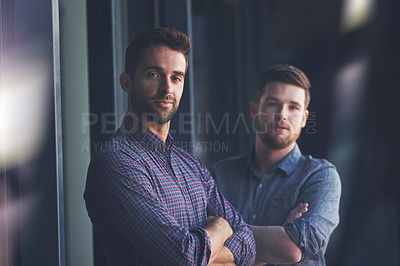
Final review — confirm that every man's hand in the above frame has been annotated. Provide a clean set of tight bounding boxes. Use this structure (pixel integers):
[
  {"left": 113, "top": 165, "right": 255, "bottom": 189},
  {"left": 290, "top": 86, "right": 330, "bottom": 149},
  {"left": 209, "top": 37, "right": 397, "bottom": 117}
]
[
  {"left": 205, "top": 216, "right": 233, "bottom": 237},
  {"left": 283, "top": 203, "right": 308, "bottom": 226}
]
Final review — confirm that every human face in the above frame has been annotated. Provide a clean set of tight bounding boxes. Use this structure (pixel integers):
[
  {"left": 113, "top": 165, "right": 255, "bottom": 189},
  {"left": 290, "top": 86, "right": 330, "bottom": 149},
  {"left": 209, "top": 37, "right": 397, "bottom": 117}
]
[
  {"left": 122, "top": 45, "right": 186, "bottom": 124},
  {"left": 250, "top": 82, "right": 309, "bottom": 150}
]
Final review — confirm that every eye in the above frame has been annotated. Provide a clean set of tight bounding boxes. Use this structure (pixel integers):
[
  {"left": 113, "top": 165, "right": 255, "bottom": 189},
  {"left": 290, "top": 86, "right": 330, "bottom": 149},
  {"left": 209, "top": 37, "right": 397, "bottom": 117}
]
[
  {"left": 172, "top": 76, "right": 183, "bottom": 83},
  {"left": 289, "top": 105, "right": 300, "bottom": 111},
  {"left": 147, "top": 72, "right": 160, "bottom": 79},
  {"left": 266, "top": 102, "right": 277, "bottom": 107}
]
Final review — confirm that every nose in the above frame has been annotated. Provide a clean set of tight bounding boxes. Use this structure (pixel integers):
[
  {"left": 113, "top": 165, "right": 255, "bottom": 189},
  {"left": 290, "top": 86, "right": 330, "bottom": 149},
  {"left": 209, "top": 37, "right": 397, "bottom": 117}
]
[
  {"left": 275, "top": 106, "right": 288, "bottom": 121},
  {"left": 159, "top": 77, "right": 173, "bottom": 95}
]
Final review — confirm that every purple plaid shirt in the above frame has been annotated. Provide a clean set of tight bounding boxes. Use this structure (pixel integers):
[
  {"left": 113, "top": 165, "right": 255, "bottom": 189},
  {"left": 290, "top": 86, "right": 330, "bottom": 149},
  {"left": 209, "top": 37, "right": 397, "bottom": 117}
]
[{"left": 84, "top": 115, "right": 255, "bottom": 265}]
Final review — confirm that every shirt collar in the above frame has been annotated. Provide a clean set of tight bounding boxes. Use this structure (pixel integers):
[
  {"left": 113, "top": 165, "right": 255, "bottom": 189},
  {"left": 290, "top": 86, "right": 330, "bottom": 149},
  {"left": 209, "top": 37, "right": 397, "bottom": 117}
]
[
  {"left": 276, "top": 144, "right": 301, "bottom": 177},
  {"left": 246, "top": 143, "right": 302, "bottom": 178},
  {"left": 120, "top": 113, "right": 174, "bottom": 153}
]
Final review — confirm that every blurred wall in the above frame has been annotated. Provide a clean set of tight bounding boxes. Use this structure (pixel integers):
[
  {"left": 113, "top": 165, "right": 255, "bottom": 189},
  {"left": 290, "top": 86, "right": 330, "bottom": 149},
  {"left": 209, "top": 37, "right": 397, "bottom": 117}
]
[{"left": 60, "top": 0, "right": 94, "bottom": 265}]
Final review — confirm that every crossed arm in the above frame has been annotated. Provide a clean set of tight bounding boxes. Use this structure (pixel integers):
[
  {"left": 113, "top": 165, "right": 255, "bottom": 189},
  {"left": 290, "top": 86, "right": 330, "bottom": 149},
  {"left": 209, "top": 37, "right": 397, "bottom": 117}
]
[
  {"left": 251, "top": 203, "right": 309, "bottom": 265},
  {"left": 207, "top": 203, "right": 308, "bottom": 266},
  {"left": 86, "top": 152, "right": 255, "bottom": 265}
]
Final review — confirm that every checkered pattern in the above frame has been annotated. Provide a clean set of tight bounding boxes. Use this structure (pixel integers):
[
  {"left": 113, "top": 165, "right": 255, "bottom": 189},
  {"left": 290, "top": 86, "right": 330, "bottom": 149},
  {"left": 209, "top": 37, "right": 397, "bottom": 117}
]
[{"left": 84, "top": 116, "right": 255, "bottom": 265}]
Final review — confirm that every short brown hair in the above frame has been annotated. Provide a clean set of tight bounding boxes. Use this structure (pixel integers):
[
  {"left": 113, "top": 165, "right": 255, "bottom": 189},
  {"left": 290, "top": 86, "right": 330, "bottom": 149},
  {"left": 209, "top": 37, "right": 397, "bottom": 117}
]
[
  {"left": 124, "top": 27, "right": 191, "bottom": 75},
  {"left": 254, "top": 64, "right": 311, "bottom": 108}
]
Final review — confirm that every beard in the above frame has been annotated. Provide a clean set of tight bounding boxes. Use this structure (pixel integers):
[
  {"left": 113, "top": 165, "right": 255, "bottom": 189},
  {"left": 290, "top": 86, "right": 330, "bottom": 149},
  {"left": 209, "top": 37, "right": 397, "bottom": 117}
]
[
  {"left": 255, "top": 116, "right": 301, "bottom": 150},
  {"left": 130, "top": 92, "right": 179, "bottom": 124}
]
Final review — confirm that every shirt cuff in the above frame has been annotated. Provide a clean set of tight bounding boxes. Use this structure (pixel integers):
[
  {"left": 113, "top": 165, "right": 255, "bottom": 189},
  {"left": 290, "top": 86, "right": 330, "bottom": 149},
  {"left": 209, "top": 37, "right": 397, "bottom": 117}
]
[
  {"left": 224, "top": 232, "right": 243, "bottom": 265},
  {"left": 191, "top": 227, "right": 212, "bottom": 264},
  {"left": 284, "top": 222, "right": 319, "bottom": 262},
  {"left": 225, "top": 230, "right": 256, "bottom": 266}
]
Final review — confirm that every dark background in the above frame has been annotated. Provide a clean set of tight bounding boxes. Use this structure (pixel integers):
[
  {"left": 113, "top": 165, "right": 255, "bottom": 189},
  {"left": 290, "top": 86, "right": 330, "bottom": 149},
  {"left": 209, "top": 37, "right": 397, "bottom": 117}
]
[{"left": 1, "top": 0, "right": 398, "bottom": 265}]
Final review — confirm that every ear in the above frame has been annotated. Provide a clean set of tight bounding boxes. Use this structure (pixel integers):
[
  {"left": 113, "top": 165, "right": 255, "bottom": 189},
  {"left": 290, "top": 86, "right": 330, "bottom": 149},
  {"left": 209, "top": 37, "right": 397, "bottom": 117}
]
[
  {"left": 250, "top": 100, "right": 258, "bottom": 119},
  {"left": 120, "top": 72, "right": 132, "bottom": 93},
  {"left": 301, "top": 109, "right": 309, "bottom": 128}
]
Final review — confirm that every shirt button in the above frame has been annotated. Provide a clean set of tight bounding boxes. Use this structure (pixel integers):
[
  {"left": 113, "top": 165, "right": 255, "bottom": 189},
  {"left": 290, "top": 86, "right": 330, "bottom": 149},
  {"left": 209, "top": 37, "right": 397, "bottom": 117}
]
[{"left": 259, "top": 184, "right": 263, "bottom": 189}]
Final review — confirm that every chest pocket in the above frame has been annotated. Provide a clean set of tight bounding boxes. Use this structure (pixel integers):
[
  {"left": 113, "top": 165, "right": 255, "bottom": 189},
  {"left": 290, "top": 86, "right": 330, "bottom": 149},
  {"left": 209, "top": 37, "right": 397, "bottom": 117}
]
[{"left": 269, "top": 194, "right": 296, "bottom": 225}]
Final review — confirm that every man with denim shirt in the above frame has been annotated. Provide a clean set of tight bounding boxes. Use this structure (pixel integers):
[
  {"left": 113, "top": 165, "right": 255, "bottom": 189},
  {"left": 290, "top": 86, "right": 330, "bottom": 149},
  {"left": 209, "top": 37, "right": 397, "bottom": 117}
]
[{"left": 212, "top": 64, "right": 341, "bottom": 265}]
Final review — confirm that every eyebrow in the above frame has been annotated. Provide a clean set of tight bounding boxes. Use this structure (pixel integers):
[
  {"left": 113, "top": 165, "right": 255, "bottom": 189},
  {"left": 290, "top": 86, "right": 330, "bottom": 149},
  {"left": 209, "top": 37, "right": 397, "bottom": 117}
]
[
  {"left": 144, "top": 66, "right": 185, "bottom": 76},
  {"left": 266, "top": 97, "right": 302, "bottom": 106}
]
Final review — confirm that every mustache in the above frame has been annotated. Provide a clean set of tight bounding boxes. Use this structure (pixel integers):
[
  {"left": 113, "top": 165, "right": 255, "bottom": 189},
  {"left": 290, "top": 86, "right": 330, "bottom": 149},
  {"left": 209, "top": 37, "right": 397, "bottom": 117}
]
[
  {"left": 275, "top": 122, "right": 289, "bottom": 127},
  {"left": 149, "top": 95, "right": 176, "bottom": 103},
  {"left": 270, "top": 121, "right": 289, "bottom": 126}
]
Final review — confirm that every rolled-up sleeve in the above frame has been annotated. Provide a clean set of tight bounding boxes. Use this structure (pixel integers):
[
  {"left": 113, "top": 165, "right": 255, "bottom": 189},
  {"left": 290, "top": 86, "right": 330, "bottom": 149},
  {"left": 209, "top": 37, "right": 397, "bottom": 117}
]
[
  {"left": 284, "top": 166, "right": 341, "bottom": 263},
  {"left": 205, "top": 168, "right": 256, "bottom": 265}
]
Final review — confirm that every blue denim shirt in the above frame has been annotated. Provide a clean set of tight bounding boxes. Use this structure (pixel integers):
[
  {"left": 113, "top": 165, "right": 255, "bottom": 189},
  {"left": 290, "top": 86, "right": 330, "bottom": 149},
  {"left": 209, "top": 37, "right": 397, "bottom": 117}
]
[{"left": 212, "top": 144, "right": 341, "bottom": 266}]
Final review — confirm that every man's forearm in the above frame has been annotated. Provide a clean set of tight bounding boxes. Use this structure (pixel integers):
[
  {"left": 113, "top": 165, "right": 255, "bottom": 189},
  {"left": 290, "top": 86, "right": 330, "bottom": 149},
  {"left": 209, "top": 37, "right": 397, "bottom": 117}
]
[
  {"left": 250, "top": 225, "right": 302, "bottom": 265},
  {"left": 209, "top": 246, "right": 235, "bottom": 266},
  {"left": 203, "top": 217, "right": 233, "bottom": 264}
]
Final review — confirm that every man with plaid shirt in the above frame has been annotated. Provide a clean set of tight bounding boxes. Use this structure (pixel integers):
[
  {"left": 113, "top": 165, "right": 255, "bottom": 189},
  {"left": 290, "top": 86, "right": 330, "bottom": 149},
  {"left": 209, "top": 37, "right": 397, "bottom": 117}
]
[{"left": 84, "top": 27, "right": 256, "bottom": 265}]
